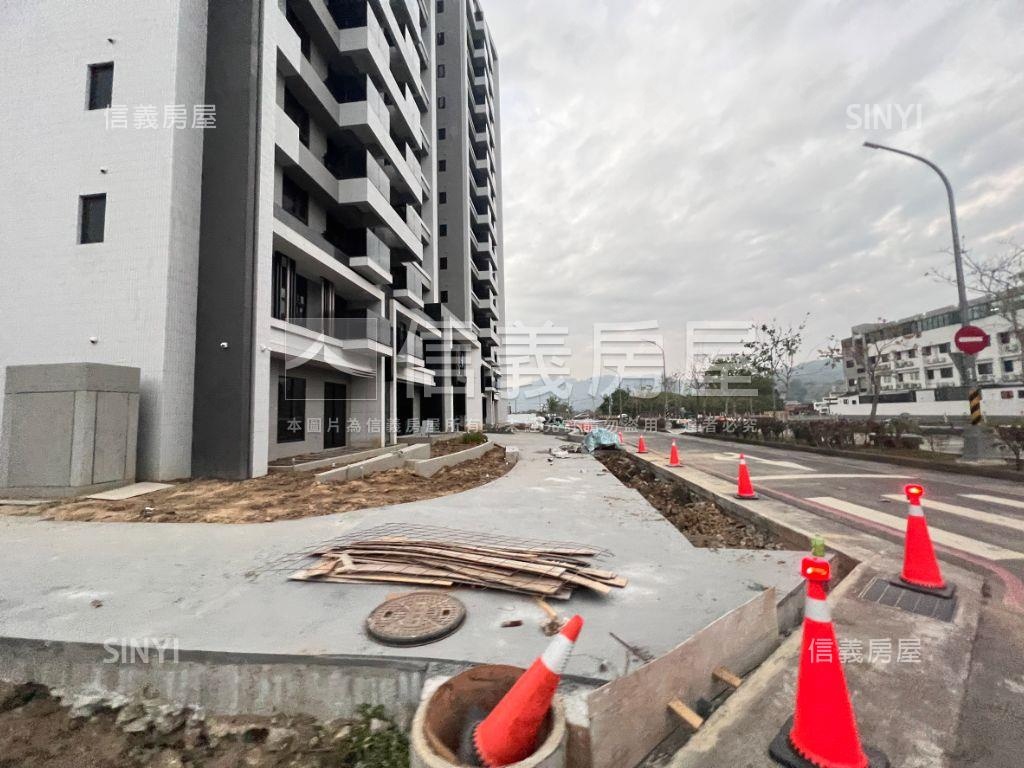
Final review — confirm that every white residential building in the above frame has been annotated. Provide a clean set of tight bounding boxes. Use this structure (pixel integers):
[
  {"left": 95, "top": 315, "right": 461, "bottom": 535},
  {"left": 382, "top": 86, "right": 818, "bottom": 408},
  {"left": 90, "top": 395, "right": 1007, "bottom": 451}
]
[{"left": 0, "top": 0, "right": 507, "bottom": 482}]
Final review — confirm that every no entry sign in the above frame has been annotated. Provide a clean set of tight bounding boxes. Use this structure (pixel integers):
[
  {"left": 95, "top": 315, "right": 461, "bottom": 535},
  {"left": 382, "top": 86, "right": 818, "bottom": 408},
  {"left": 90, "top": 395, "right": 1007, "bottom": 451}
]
[{"left": 954, "top": 325, "right": 990, "bottom": 355}]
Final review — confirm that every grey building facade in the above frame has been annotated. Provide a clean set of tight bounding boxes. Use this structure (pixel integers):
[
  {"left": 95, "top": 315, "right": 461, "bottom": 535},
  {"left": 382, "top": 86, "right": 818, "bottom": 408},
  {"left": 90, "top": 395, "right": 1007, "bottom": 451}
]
[
  {"left": 0, "top": 0, "right": 506, "bottom": 483},
  {"left": 434, "top": 0, "right": 507, "bottom": 426}
]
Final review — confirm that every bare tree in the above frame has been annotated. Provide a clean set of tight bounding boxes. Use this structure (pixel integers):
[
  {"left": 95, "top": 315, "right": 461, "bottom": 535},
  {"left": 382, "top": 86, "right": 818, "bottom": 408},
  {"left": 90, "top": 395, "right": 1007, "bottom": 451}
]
[
  {"left": 820, "top": 323, "right": 902, "bottom": 420},
  {"left": 744, "top": 316, "right": 809, "bottom": 418},
  {"left": 931, "top": 240, "right": 1024, "bottom": 374}
]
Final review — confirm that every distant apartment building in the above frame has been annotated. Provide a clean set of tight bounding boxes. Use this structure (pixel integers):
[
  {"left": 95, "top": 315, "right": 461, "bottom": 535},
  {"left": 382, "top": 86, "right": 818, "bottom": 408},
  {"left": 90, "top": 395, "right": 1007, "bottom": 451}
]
[
  {"left": 0, "top": 0, "right": 506, "bottom": 483},
  {"left": 434, "top": 0, "right": 506, "bottom": 426},
  {"left": 832, "top": 296, "right": 1024, "bottom": 418}
]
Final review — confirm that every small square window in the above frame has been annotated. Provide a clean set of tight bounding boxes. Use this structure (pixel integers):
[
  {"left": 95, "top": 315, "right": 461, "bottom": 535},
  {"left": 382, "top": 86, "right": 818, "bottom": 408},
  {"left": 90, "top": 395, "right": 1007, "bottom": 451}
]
[
  {"left": 1004, "top": 360, "right": 1015, "bottom": 373},
  {"left": 437, "top": 31, "right": 445, "bottom": 45},
  {"left": 87, "top": 63, "right": 114, "bottom": 110},
  {"left": 438, "top": 128, "right": 446, "bottom": 140},
  {"left": 439, "top": 224, "right": 448, "bottom": 236},
  {"left": 438, "top": 159, "right": 447, "bottom": 172},
  {"left": 1018, "top": 390, "right": 1024, "bottom": 398},
  {"left": 79, "top": 194, "right": 107, "bottom": 244},
  {"left": 440, "top": 290, "right": 448, "bottom": 302},
  {"left": 437, "top": 64, "right": 446, "bottom": 78},
  {"left": 439, "top": 192, "right": 447, "bottom": 204},
  {"left": 440, "top": 257, "right": 448, "bottom": 269},
  {"left": 437, "top": 96, "right": 446, "bottom": 109}
]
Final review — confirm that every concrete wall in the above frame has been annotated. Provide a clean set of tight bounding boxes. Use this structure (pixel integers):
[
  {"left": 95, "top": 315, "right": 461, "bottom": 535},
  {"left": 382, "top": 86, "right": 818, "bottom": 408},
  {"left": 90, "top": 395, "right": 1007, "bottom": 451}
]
[{"left": 0, "top": 0, "right": 209, "bottom": 481}]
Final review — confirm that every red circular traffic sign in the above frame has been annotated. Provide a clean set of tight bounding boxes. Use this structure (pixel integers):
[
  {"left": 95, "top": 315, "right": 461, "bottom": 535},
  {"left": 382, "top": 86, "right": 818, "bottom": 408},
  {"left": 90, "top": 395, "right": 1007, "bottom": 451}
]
[{"left": 954, "top": 325, "right": 990, "bottom": 355}]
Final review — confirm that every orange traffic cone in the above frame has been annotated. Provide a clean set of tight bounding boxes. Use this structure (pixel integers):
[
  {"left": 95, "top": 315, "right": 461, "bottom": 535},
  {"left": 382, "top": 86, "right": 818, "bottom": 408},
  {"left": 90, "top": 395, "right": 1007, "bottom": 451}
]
[
  {"left": 473, "top": 616, "right": 584, "bottom": 767},
  {"left": 894, "top": 484, "right": 955, "bottom": 598},
  {"left": 637, "top": 434, "right": 648, "bottom": 454},
  {"left": 770, "top": 539, "right": 888, "bottom": 768},
  {"left": 735, "top": 454, "right": 758, "bottom": 499},
  {"left": 669, "top": 440, "right": 681, "bottom": 467}
]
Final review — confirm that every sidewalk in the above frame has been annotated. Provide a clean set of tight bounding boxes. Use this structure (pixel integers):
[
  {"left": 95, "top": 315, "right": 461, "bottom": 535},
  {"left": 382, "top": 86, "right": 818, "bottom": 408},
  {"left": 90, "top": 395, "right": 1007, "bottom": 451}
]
[{"left": 0, "top": 433, "right": 804, "bottom": 684}]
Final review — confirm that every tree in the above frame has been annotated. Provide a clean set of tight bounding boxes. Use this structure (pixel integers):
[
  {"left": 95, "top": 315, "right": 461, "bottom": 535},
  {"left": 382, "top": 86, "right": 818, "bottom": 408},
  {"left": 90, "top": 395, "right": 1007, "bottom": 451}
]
[
  {"left": 931, "top": 240, "right": 1024, "bottom": 375},
  {"left": 544, "top": 394, "right": 570, "bottom": 418},
  {"left": 820, "top": 323, "right": 900, "bottom": 420},
  {"left": 744, "top": 316, "right": 808, "bottom": 417}
]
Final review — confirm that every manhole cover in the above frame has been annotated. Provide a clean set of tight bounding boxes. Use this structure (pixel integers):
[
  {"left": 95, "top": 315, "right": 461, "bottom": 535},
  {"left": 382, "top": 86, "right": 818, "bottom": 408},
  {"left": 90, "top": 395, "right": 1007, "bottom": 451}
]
[
  {"left": 366, "top": 592, "right": 467, "bottom": 646},
  {"left": 858, "top": 577, "right": 957, "bottom": 622}
]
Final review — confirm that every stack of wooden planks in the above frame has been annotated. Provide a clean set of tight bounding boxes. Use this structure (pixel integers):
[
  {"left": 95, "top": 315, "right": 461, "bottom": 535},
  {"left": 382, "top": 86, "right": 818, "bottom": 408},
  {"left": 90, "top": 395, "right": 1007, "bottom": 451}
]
[{"left": 288, "top": 536, "right": 627, "bottom": 599}]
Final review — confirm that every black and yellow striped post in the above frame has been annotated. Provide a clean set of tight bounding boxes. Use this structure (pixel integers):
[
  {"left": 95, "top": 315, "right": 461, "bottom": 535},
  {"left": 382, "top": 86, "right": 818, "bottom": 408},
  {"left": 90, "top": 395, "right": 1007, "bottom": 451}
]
[{"left": 968, "top": 388, "right": 983, "bottom": 426}]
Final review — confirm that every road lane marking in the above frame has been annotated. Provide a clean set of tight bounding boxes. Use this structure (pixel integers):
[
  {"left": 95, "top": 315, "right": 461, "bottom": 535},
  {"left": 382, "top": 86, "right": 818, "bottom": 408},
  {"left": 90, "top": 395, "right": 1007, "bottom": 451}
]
[
  {"left": 713, "top": 453, "right": 812, "bottom": 471},
  {"left": 808, "top": 496, "right": 1024, "bottom": 561},
  {"left": 755, "top": 473, "right": 911, "bottom": 481},
  {"left": 961, "top": 494, "right": 1024, "bottom": 510},
  {"left": 881, "top": 494, "right": 1024, "bottom": 534}
]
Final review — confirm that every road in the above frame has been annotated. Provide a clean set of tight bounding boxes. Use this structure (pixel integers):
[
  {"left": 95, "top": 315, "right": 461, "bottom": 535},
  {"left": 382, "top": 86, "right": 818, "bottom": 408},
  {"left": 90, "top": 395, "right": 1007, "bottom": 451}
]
[
  {"left": 635, "top": 431, "right": 1024, "bottom": 767},
  {"left": 637, "top": 432, "right": 1024, "bottom": 605}
]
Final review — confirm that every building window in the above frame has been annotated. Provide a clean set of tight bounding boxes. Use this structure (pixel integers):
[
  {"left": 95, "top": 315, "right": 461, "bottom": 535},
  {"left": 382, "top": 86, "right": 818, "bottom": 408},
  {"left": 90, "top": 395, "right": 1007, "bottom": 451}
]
[
  {"left": 999, "top": 331, "right": 1012, "bottom": 344},
  {"left": 79, "top": 194, "right": 107, "bottom": 244},
  {"left": 926, "top": 369, "right": 936, "bottom": 381},
  {"left": 277, "top": 377, "right": 306, "bottom": 443},
  {"left": 437, "top": 96, "right": 446, "bottom": 109},
  {"left": 292, "top": 274, "right": 308, "bottom": 319},
  {"left": 439, "top": 192, "right": 447, "bottom": 204},
  {"left": 439, "top": 224, "right": 447, "bottom": 236},
  {"left": 437, "top": 64, "right": 446, "bottom": 78},
  {"left": 440, "top": 257, "right": 448, "bottom": 270},
  {"left": 438, "top": 159, "right": 446, "bottom": 172},
  {"left": 978, "top": 362, "right": 994, "bottom": 375},
  {"left": 272, "top": 252, "right": 293, "bottom": 320},
  {"left": 437, "top": 31, "right": 445, "bottom": 45},
  {"left": 87, "top": 63, "right": 114, "bottom": 110},
  {"left": 921, "top": 346, "right": 931, "bottom": 356},
  {"left": 940, "top": 367, "right": 954, "bottom": 379},
  {"left": 845, "top": 360, "right": 854, "bottom": 368},
  {"left": 1004, "top": 360, "right": 1015, "bottom": 373},
  {"left": 938, "top": 343, "right": 951, "bottom": 354},
  {"left": 440, "top": 290, "right": 448, "bottom": 302},
  {"left": 1018, "top": 390, "right": 1024, "bottom": 398},
  {"left": 282, "top": 176, "right": 308, "bottom": 224},
  {"left": 436, "top": 0, "right": 443, "bottom": 12},
  {"left": 907, "top": 349, "right": 916, "bottom": 358}
]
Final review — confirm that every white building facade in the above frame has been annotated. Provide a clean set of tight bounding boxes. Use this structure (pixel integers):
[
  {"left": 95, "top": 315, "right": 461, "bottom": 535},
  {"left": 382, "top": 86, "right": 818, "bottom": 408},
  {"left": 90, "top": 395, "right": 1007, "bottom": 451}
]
[{"left": 832, "top": 297, "right": 1024, "bottom": 419}]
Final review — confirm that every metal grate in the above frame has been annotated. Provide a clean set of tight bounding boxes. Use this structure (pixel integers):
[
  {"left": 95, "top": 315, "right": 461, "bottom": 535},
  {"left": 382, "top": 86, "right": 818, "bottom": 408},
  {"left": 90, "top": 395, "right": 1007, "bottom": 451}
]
[{"left": 858, "top": 576, "right": 957, "bottom": 622}]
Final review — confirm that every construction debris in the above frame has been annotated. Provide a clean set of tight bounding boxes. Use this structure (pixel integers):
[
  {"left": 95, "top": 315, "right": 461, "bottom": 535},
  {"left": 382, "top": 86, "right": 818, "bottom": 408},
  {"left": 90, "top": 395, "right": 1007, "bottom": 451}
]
[{"left": 289, "top": 535, "right": 627, "bottom": 600}]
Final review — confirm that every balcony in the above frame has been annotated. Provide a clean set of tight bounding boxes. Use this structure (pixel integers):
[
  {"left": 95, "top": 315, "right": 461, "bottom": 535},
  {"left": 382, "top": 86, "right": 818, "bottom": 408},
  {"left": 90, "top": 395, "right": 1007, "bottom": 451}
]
[
  {"left": 396, "top": 332, "right": 425, "bottom": 363},
  {"left": 348, "top": 228, "right": 392, "bottom": 284},
  {"left": 274, "top": 311, "right": 391, "bottom": 353},
  {"left": 923, "top": 354, "right": 950, "bottom": 366},
  {"left": 393, "top": 263, "right": 426, "bottom": 309}
]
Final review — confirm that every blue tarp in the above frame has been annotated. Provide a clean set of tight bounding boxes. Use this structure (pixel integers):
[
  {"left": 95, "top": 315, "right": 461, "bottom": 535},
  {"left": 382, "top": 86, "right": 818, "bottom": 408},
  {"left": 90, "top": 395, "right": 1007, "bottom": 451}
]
[{"left": 582, "top": 427, "right": 620, "bottom": 453}]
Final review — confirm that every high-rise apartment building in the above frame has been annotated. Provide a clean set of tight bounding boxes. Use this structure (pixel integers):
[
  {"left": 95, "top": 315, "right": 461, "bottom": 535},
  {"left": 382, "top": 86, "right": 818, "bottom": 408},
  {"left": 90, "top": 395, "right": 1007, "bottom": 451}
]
[
  {"left": 434, "top": 0, "right": 507, "bottom": 427},
  {"left": 0, "top": 0, "right": 506, "bottom": 482}
]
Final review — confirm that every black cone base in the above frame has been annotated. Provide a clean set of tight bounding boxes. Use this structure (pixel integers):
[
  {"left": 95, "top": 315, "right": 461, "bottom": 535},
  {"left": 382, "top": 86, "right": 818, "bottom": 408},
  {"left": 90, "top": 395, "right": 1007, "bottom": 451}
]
[
  {"left": 889, "top": 576, "right": 957, "bottom": 599},
  {"left": 769, "top": 717, "right": 890, "bottom": 768}
]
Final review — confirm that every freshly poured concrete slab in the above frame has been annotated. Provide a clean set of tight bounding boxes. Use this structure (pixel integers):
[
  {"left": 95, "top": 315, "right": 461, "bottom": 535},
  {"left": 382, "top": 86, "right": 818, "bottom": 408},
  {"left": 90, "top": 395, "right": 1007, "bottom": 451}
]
[
  {"left": 0, "top": 433, "right": 804, "bottom": 683},
  {"left": 85, "top": 482, "right": 174, "bottom": 500}
]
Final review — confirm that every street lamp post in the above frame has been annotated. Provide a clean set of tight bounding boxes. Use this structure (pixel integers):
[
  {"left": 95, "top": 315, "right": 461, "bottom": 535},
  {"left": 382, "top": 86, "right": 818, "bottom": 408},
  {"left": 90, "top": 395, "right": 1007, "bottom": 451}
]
[
  {"left": 862, "top": 141, "right": 1003, "bottom": 462},
  {"left": 640, "top": 340, "right": 668, "bottom": 424}
]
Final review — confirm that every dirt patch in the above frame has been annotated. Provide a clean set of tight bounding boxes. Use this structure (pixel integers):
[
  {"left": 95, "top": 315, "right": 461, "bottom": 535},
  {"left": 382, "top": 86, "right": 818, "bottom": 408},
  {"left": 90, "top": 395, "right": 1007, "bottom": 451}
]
[
  {"left": 595, "top": 450, "right": 783, "bottom": 550},
  {"left": 428, "top": 437, "right": 485, "bottom": 457},
  {"left": 0, "top": 682, "right": 408, "bottom": 768},
  {"left": 5, "top": 447, "right": 512, "bottom": 524}
]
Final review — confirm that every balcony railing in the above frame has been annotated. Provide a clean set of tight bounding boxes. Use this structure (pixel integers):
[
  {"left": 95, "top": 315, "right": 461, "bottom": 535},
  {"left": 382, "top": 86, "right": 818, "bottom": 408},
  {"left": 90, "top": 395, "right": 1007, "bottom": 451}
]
[
  {"left": 277, "top": 313, "right": 392, "bottom": 347},
  {"left": 398, "top": 333, "right": 425, "bottom": 360}
]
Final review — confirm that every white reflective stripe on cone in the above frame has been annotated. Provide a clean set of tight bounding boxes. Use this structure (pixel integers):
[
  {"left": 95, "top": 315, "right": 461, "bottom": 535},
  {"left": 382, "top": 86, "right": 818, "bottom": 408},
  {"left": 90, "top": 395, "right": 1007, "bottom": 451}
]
[
  {"left": 804, "top": 596, "right": 831, "bottom": 623},
  {"left": 540, "top": 634, "right": 574, "bottom": 675},
  {"left": 908, "top": 503, "right": 925, "bottom": 518}
]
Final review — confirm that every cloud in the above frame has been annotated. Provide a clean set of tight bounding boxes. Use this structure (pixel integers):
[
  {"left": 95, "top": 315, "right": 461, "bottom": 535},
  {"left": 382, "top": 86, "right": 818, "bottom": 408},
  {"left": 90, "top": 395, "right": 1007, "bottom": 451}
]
[{"left": 485, "top": 0, "right": 1024, "bottom": 378}]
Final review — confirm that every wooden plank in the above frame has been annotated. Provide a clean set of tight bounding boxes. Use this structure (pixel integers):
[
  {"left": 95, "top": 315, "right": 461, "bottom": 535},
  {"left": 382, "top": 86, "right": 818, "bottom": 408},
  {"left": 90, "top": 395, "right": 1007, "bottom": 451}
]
[
  {"left": 561, "top": 572, "right": 612, "bottom": 595},
  {"left": 667, "top": 699, "right": 704, "bottom": 730},
  {"left": 712, "top": 666, "right": 743, "bottom": 689},
  {"left": 334, "top": 544, "right": 568, "bottom": 578}
]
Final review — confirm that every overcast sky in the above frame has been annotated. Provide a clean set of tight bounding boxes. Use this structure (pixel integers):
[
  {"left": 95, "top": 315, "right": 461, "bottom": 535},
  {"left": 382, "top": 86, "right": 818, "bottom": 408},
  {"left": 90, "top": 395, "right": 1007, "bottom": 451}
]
[{"left": 484, "top": 0, "right": 1024, "bottom": 382}]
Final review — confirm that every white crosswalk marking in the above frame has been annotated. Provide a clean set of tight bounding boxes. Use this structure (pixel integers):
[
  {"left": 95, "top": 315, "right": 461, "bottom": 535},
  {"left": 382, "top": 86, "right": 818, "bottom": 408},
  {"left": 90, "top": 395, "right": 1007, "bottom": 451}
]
[
  {"left": 713, "top": 453, "right": 812, "bottom": 471},
  {"left": 961, "top": 493, "right": 1024, "bottom": 511},
  {"left": 808, "top": 496, "right": 1024, "bottom": 561},
  {"left": 881, "top": 494, "right": 1024, "bottom": 534}
]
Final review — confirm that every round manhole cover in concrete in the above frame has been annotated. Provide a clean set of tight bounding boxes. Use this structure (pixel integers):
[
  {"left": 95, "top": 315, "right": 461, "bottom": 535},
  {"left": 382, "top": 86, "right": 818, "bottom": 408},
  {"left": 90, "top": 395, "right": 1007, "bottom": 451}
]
[{"left": 366, "top": 592, "right": 467, "bottom": 646}]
